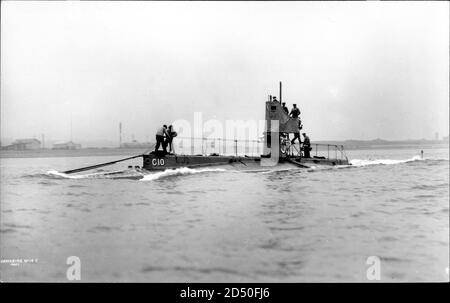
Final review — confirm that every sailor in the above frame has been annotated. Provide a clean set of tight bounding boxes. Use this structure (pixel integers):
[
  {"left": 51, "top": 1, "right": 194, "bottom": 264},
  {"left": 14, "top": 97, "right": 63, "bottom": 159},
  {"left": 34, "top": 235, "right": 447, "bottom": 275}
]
[
  {"left": 166, "top": 125, "right": 178, "bottom": 154},
  {"left": 272, "top": 96, "right": 278, "bottom": 103},
  {"left": 154, "top": 125, "right": 170, "bottom": 153},
  {"left": 282, "top": 102, "right": 289, "bottom": 114},
  {"left": 289, "top": 104, "right": 301, "bottom": 119},
  {"left": 302, "top": 133, "right": 311, "bottom": 158},
  {"left": 291, "top": 131, "right": 301, "bottom": 145}
]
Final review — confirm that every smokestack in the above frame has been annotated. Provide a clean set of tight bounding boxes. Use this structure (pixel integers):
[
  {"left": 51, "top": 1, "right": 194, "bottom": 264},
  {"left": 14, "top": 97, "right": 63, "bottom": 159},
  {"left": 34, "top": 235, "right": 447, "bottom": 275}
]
[
  {"left": 70, "top": 113, "right": 73, "bottom": 142},
  {"left": 119, "top": 122, "right": 122, "bottom": 147}
]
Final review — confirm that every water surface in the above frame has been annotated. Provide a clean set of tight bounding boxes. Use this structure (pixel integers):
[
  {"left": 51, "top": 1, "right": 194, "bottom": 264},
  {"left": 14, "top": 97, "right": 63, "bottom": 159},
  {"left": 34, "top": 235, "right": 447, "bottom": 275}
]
[{"left": 1, "top": 147, "right": 448, "bottom": 282}]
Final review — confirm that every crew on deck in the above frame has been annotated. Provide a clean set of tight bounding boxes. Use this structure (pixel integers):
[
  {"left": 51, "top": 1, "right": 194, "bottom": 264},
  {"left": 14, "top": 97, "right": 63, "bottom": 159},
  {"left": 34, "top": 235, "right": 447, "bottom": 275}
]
[
  {"left": 155, "top": 125, "right": 171, "bottom": 153},
  {"left": 289, "top": 104, "right": 301, "bottom": 119},
  {"left": 291, "top": 117, "right": 303, "bottom": 145},
  {"left": 291, "top": 130, "right": 301, "bottom": 145},
  {"left": 281, "top": 102, "right": 289, "bottom": 115},
  {"left": 302, "top": 133, "right": 311, "bottom": 158},
  {"left": 166, "top": 125, "right": 178, "bottom": 154}
]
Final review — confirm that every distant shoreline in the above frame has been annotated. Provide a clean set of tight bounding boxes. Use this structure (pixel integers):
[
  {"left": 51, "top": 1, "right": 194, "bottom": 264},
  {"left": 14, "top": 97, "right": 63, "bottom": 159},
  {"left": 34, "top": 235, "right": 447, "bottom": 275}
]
[
  {"left": 317, "top": 142, "right": 449, "bottom": 151},
  {"left": 0, "top": 148, "right": 150, "bottom": 159},
  {"left": 0, "top": 143, "right": 448, "bottom": 159}
]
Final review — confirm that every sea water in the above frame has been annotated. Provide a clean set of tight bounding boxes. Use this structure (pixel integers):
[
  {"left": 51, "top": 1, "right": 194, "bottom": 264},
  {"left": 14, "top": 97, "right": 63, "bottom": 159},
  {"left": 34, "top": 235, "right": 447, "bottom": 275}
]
[{"left": 0, "top": 147, "right": 448, "bottom": 282}]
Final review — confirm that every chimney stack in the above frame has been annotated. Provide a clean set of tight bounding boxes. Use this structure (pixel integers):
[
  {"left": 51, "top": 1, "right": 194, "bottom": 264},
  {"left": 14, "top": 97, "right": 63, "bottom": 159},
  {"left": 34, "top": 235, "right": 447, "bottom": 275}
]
[{"left": 119, "top": 122, "right": 122, "bottom": 147}]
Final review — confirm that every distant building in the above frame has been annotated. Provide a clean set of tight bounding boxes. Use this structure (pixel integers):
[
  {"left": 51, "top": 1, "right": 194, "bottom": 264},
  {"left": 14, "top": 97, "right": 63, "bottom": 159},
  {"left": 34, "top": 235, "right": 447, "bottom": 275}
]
[
  {"left": 435, "top": 132, "right": 439, "bottom": 141},
  {"left": 2, "top": 138, "right": 41, "bottom": 150},
  {"left": 52, "top": 141, "right": 82, "bottom": 150},
  {"left": 443, "top": 135, "right": 449, "bottom": 142}
]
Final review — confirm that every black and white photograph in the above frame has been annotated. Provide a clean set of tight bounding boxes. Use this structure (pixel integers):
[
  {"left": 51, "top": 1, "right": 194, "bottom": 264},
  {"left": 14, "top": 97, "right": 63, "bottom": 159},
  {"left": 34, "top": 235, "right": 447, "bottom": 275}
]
[{"left": 0, "top": 0, "right": 448, "bottom": 286}]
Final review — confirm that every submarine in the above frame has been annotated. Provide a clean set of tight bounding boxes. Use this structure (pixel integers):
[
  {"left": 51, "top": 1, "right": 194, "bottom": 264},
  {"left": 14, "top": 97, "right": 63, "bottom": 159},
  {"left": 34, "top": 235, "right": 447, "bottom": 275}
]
[{"left": 62, "top": 82, "right": 349, "bottom": 176}]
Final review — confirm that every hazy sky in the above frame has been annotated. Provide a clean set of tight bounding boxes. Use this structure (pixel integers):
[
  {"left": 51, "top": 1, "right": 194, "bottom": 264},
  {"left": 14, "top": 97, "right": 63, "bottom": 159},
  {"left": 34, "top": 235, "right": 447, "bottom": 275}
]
[{"left": 1, "top": 1, "right": 449, "bottom": 145}]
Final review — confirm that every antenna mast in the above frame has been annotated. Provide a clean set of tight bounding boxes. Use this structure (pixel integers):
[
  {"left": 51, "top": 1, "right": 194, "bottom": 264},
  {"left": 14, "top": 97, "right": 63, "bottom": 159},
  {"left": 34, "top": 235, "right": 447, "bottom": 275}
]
[{"left": 279, "top": 81, "right": 282, "bottom": 103}]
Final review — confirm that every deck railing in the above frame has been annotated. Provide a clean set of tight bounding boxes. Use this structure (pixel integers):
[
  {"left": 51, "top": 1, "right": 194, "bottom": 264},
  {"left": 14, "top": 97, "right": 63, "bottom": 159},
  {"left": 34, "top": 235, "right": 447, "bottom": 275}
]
[
  {"left": 174, "top": 136, "right": 264, "bottom": 157},
  {"left": 287, "top": 142, "right": 348, "bottom": 160},
  {"left": 171, "top": 136, "right": 348, "bottom": 160}
]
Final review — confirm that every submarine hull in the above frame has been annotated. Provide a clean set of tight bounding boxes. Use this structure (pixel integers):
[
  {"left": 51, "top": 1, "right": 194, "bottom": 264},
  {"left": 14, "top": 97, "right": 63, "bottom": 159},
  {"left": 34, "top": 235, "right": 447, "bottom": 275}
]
[
  {"left": 142, "top": 154, "right": 261, "bottom": 171},
  {"left": 142, "top": 153, "right": 349, "bottom": 171}
]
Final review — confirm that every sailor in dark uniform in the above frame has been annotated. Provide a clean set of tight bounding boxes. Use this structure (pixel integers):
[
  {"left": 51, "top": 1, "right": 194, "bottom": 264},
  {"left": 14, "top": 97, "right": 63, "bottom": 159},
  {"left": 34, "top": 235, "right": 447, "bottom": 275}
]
[
  {"left": 291, "top": 119, "right": 303, "bottom": 145},
  {"left": 166, "top": 125, "right": 177, "bottom": 154},
  {"left": 155, "top": 125, "right": 170, "bottom": 153},
  {"left": 282, "top": 102, "right": 289, "bottom": 114},
  {"left": 302, "top": 133, "right": 311, "bottom": 158},
  {"left": 291, "top": 131, "right": 301, "bottom": 145},
  {"left": 289, "top": 104, "right": 301, "bottom": 118}
]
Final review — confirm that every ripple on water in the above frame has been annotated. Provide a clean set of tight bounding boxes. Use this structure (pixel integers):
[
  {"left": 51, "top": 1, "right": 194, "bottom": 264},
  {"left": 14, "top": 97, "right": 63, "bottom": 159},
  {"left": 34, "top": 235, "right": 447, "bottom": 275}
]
[
  {"left": 380, "top": 256, "right": 413, "bottom": 263},
  {"left": 0, "top": 223, "right": 32, "bottom": 234},
  {"left": 374, "top": 209, "right": 393, "bottom": 215},
  {"left": 3, "top": 223, "right": 32, "bottom": 229},
  {"left": 350, "top": 211, "right": 366, "bottom": 218},
  {"left": 123, "top": 202, "right": 150, "bottom": 207},
  {"left": 37, "top": 181, "right": 58, "bottom": 186},
  {"left": 15, "top": 208, "right": 38, "bottom": 212},
  {"left": 346, "top": 224, "right": 370, "bottom": 231},
  {"left": 136, "top": 202, "right": 150, "bottom": 206},
  {"left": 141, "top": 265, "right": 250, "bottom": 278},
  {"left": 166, "top": 191, "right": 185, "bottom": 195},
  {"left": 414, "top": 194, "right": 437, "bottom": 199},
  {"left": 385, "top": 271, "right": 407, "bottom": 280},
  {"left": 277, "top": 259, "right": 303, "bottom": 267},
  {"left": 0, "top": 228, "right": 17, "bottom": 234},
  {"left": 186, "top": 190, "right": 207, "bottom": 194},
  {"left": 268, "top": 226, "right": 305, "bottom": 231},
  {"left": 67, "top": 184, "right": 88, "bottom": 188},
  {"left": 65, "top": 192, "right": 95, "bottom": 197},
  {"left": 411, "top": 183, "right": 448, "bottom": 190},
  {"left": 259, "top": 238, "right": 281, "bottom": 250},
  {"left": 377, "top": 235, "right": 399, "bottom": 242},
  {"left": 88, "top": 225, "right": 121, "bottom": 233}
]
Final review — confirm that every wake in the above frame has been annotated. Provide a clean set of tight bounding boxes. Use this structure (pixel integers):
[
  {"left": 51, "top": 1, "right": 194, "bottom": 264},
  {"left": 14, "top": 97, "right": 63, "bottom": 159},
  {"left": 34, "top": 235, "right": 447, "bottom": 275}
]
[
  {"left": 139, "top": 167, "right": 227, "bottom": 181},
  {"left": 43, "top": 167, "right": 228, "bottom": 181},
  {"left": 45, "top": 169, "right": 145, "bottom": 180},
  {"left": 349, "top": 155, "right": 423, "bottom": 167}
]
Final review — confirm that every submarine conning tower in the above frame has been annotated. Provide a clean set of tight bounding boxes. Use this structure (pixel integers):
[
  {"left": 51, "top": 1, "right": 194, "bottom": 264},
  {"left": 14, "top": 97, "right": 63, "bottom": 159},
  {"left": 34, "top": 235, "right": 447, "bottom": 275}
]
[
  {"left": 263, "top": 82, "right": 300, "bottom": 157},
  {"left": 262, "top": 82, "right": 349, "bottom": 165}
]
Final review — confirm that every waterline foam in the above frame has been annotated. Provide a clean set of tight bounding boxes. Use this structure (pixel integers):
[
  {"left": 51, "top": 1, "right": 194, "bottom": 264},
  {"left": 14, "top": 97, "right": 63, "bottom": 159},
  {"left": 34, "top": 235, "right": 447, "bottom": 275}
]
[
  {"left": 350, "top": 155, "right": 422, "bottom": 167},
  {"left": 140, "top": 167, "right": 227, "bottom": 181}
]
